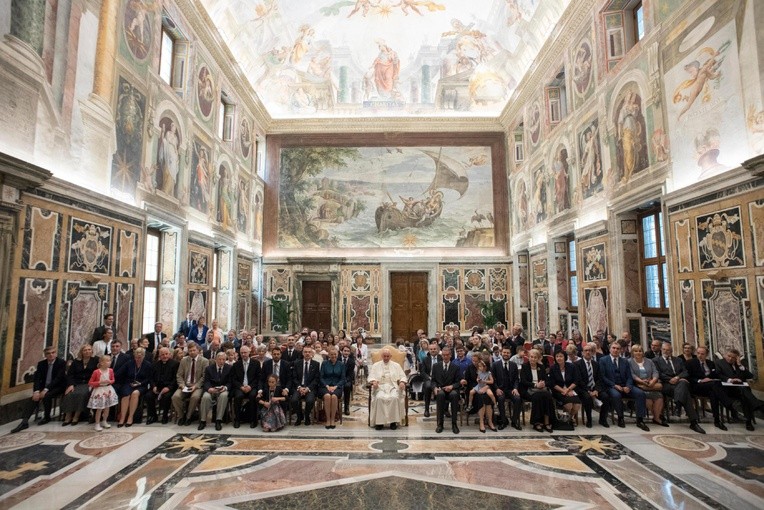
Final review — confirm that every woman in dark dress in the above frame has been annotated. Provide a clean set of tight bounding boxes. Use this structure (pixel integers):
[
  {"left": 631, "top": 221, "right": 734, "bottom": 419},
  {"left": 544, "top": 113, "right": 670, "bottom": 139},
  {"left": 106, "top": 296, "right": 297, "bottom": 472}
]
[
  {"left": 519, "top": 348, "right": 555, "bottom": 433},
  {"left": 319, "top": 347, "right": 345, "bottom": 429},
  {"left": 61, "top": 344, "right": 99, "bottom": 425},
  {"left": 116, "top": 347, "right": 153, "bottom": 427},
  {"left": 549, "top": 351, "right": 582, "bottom": 426}
]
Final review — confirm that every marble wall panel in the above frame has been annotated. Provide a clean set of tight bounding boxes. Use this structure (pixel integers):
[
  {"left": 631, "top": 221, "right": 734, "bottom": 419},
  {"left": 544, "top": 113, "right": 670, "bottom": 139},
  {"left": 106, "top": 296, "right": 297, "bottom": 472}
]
[
  {"left": 749, "top": 200, "right": 764, "bottom": 266},
  {"left": 116, "top": 230, "right": 138, "bottom": 278},
  {"left": 115, "top": 283, "right": 134, "bottom": 344},
  {"left": 437, "top": 265, "right": 511, "bottom": 332},
  {"left": 696, "top": 206, "right": 745, "bottom": 270},
  {"left": 189, "top": 250, "right": 209, "bottom": 285},
  {"left": 161, "top": 231, "right": 178, "bottom": 285},
  {"left": 555, "top": 256, "right": 569, "bottom": 310},
  {"left": 62, "top": 281, "right": 108, "bottom": 358},
  {"left": 218, "top": 290, "right": 230, "bottom": 330},
  {"left": 12, "top": 278, "right": 56, "bottom": 387},
  {"left": 679, "top": 280, "right": 698, "bottom": 346},
  {"left": 237, "top": 293, "right": 249, "bottom": 330},
  {"left": 622, "top": 239, "right": 641, "bottom": 313},
  {"left": 584, "top": 287, "right": 608, "bottom": 340},
  {"left": 702, "top": 278, "right": 749, "bottom": 358},
  {"left": 237, "top": 261, "right": 251, "bottom": 292},
  {"left": 350, "top": 295, "right": 371, "bottom": 333},
  {"left": 518, "top": 256, "right": 529, "bottom": 309},
  {"left": 188, "top": 290, "right": 208, "bottom": 323},
  {"left": 531, "top": 258, "right": 547, "bottom": 290},
  {"left": 674, "top": 219, "right": 693, "bottom": 273},
  {"left": 464, "top": 294, "right": 484, "bottom": 331},
  {"left": 219, "top": 250, "right": 231, "bottom": 291},
  {"left": 533, "top": 291, "right": 549, "bottom": 334},
  {"left": 67, "top": 217, "right": 112, "bottom": 274},
  {"left": 22, "top": 206, "right": 60, "bottom": 271},
  {"left": 339, "top": 266, "right": 380, "bottom": 337}
]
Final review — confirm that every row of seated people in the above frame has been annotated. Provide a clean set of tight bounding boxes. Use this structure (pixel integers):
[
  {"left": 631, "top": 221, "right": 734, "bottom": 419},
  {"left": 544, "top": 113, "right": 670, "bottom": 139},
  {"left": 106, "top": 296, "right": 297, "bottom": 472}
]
[
  {"left": 10, "top": 340, "right": 359, "bottom": 433},
  {"left": 406, "top": 340, "right": 762, "bottom": 435}
]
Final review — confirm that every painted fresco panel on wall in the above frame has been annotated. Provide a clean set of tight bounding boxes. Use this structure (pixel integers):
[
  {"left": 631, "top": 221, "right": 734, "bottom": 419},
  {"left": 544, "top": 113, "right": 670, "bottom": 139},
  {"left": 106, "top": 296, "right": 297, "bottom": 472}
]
[
  {"left": 190, "top": 137, "right": 212, "bottom": 214},
  {"left": 253, "top": 188, "right": 264, "bottom": 243},
  {"left": 513, "top": 177, "right": 530, "bottom": 231},
  {"left": 116, "top": 230, "right": 138, "bottom": 278},
  {"left": 612, "top": 83, "right": 649, "bottom": 186},
  {"left": 582, "top": 243, "right": 607, "bottom": 282},
  {"left": 551, "top": 143, "right": 571, "bottom": 214},
  {"left": 216, "top": 165, "right": 236, "bottom": 231},
  {"left": 572, "top": 35, "right": 594, "bottom": 108},
  {"left": 239, "top": 118, "right": 252, "bottom": 160},
  {"left": 577, "top": 117, "right": 602, "bottom": 199},
  {"left": 696, "top": 207, "right": 744, "bottom": 270},
  {"left": 12, "top": 279, "right": 56, "bottom": 387},
  {"left": 277, "top": 146, "right": 495, "bottom": 249},
  {"left": 196, "top": 64, "right": 215, "bottom": 120},
  {"left": 188, "top": 290, "right": 208, "bottom": 323},
  {"left": 527, "top": 100, "right": 542, "bottom": 151},
  {"left": 531, "top": 164, "right": 548, "bottom": 224},
  {"left": 121, "top": 0, "right": 157, "bottom": 63},
  {"left": 189, "top": 250, "right": 209, "bottom": 285},
  {"left": 237, "top": 176, "right": 251, "bottom": 234},
  {"left": 67, "top": 218, "right": 113, "bottom": 275},
  {"left": 584, "top": 287, "right": 608, "bottom": 340},
  {"left": 22, "top": 206, "right": 61, "bottom": 271},
  {"left": 154, "top": 115, "right": 182, "bottom": 198},
  {"left": 111, "top": 77, "right": 146, "bottom": 195},
  {"left": 749, "top": 200, "right": 764, "bottom": 266},
  {"left": 663, "top": 16, "right": 747, "bottom": 190}
]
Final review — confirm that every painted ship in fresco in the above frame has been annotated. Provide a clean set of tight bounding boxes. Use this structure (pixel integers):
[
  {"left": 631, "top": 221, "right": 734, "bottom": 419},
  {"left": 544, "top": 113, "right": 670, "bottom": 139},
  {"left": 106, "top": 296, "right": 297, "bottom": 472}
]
[{"left": 375, "top": 149, "right": 468, "bottom": 232}]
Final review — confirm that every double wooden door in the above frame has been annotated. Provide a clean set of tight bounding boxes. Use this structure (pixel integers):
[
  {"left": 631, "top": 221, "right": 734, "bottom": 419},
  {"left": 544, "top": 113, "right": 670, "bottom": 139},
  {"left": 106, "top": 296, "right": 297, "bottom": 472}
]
[
  {"left": 302, "top": 281, "right": 331, "bottom": 332},
  {"left": 390, "top": 272, "right": 428, "bottom": 341}
]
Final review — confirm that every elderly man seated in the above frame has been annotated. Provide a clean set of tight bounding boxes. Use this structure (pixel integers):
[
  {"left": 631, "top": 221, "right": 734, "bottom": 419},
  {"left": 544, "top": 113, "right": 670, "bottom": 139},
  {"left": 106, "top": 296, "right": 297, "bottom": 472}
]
[{"left": 368, "top": 347, "right": 407, "bottom": 430}]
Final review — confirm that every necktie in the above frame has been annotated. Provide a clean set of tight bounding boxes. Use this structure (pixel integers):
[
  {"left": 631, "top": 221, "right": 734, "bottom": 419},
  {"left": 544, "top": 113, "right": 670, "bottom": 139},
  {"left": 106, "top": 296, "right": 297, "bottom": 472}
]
[
  {"left": 45, "top": 362, "right": 54, "bottom": 387},
  {"left": 504, "top": 361, "right": 509, "bottom": 372},
  {"left": 444, "top": 363, "right": 449, "bottom": 373},
  {"left": 190, "top": 358, "right": 196, "bottom": 384},
  {"left": 430, "top": 357, "right": 435, "bottom": 376},
  {"left": 586, "top": 361, "right": 594, "bottom": 389},
  {"left": 111, "top": 354, "right": 117, "bottom": 368},
  {"left": 274, "top": 362, "right": 279, "bottom": 378},
  {"left": 155, "top": 333, "right": 159, "bottom": 349},
  {"left": 703, "top": 362, "right": 710, "bottom": 376},
  {"left": 666, "top": 357, "right": 674, "bottom": 375},
  {"left": 614, "top": 357, "right": 619, "bottom": 369},
  {"left": 303, "top": 362, "right": 308, "bottom": 385},
  {"left": 243, "top": 362, "right": 249, "bottom": 386},
  {"left": 218, "top": 367, "right": 222, "bottom": 378}
]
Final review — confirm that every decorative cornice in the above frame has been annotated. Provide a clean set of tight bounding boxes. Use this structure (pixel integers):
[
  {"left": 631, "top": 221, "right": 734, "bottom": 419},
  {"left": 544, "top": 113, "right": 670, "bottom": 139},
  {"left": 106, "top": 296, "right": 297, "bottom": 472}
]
[
  {"left": 499, "top": 0, "right": 596, "bottom": 127},
  {"left": 268, "top": 116, "right": 504, "bottom": 134},
  {"left": 743, "top": 154, "right": 764, "bottom": 176},
  {"left": 0, "top": 151, "right": 53, "bottom": 190}
]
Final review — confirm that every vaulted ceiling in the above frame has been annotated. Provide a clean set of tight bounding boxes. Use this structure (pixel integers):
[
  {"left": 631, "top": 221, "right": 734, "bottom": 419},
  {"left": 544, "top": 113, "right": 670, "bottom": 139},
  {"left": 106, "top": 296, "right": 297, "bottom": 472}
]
[{"left": 200, "top": 0, "right": 569, "bottom": 120}]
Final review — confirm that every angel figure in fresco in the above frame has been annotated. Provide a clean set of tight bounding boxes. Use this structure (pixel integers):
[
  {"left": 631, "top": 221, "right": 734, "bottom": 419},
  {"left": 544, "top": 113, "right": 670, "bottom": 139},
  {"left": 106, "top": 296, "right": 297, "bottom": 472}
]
[
  {"left": 372, "top": 40, "right": 400, "bottom": 99},
  {"left": 441, "top": 19, "right": 494, "bottom": 76},
  {"left": 533, "top": 167, "right": 548, "bottom": 224},
  {"left": 746, "top": 105, "right": 764, "bottom": 153},
  {"left": 579, "top": 124, "right": 600, "bottom": 191},
  {"left": 238, "top": 179, "right": 250, "bottom": 233},
  {"left": 191, "top": 144, "right": 210, "bottom": 211},
  {"left": 616, "top": 91, "right": 643, "bottom": 184},
  {"left": 572, "top": 42, "right": 592, "bottom": 95},
  {"left": 289, "top": 24, "right": 314, "bottom": 65},
  {"left": 506, "top": 0, "right": 524, "bottom": 27},
  {"left": 552, "top": 147, "right": 569, "bottom": 213},
  {"left": 672, "top": 42, "right": 730, "bottom": 121},
  {"left": 347, "top": 0, "right": 375, "bottom": 18},
  {"left": 127, "top": 0, "right": 155, "bottom": 49},
  {"left": 250, "top": 0, "right": 278, "bottom": 27},
  {"left": 157, "top": 119, "right": 180, "bottom": 196},
  {"left": 217, "top": 166, "right": 234, "bottom": 230},
  {"left": 398, "top": 1, "right": 445, "bottom": 16}
]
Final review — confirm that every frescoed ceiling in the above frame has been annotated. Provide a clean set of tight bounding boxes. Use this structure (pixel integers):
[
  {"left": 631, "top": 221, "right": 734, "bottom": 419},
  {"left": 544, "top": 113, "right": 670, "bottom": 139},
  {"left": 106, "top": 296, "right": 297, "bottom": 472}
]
[{"left": 199, "top": 0, "right": 569, "bottom": 119}]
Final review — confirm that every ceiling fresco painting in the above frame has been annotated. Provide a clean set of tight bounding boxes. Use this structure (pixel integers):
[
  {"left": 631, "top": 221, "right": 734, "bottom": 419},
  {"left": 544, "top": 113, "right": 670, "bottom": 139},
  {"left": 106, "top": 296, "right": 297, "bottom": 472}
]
[{"left": 201, "top": 0, "right": 568, "bottom": 118}]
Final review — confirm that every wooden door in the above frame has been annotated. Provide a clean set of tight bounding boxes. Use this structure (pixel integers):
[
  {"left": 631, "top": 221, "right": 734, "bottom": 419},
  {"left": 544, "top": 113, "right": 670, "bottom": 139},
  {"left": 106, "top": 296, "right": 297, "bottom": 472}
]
[
  {"left": 391, "top": 272, "right": 428, "bottom": 341},
  {"left": 302, "top": 281, "right": 332, "bottom": 332}
]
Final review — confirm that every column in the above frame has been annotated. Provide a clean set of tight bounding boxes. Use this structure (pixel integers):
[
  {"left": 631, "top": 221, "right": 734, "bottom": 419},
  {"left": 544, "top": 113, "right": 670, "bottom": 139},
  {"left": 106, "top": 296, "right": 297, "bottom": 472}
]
[
  {"left": 10, "top": 0, "right": 47, "bottom": 56},
  {"left": 92, "top": 0, "right": 119, "bottom": 99},
  {"left": 421, "top": 65, "right": 431, "bottom": 103}
]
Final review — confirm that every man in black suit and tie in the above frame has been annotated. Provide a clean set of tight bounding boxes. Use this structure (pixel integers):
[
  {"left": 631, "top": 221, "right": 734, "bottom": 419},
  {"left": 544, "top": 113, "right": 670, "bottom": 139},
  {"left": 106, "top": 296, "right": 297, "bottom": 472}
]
[
  {"left": 507, "top": 323, "right": 525, "bottom": 355},
  {"left": 290, "top": 347, "right": 320, "bottom": 426},
  {"left": 230, "top": 345, "right": 261, "bottom": 428},
  {"left": 283, "top": 336, "right": 300, "bottom": 366},
  {"left": 432, "top": 347, "right": 460, "bottom": 434},
  {"left": 11, "top": 346, "right": 68, "bottom": 433},
  {"left": 339, "top": 345, "right": 356, "bottom": 415},
  {"left": 199, "top": 352, "right": 232, "bottom": 430},
  {"left": 599, "top": 342, "right": 649, "bottom": 430},
  {"left": 144, "top": 322, "right": 167, "bottom": 356},
  {"left": 532, "top": 329, "right": 553, "bottom": 356},
  {"left": 420, "top": 343, "right": 442, "bottom": 417},
  {"left": 654, "top": 342, "right": 705, "bottom": 434},
  {"left": 146, "top": 347, "right": 179, "bottom": 424},
  {"left": 716, "top": 348, "right": 763, "bottom": 431},
  {"left": 91, "top": 313, "right": 117, "bottom": 344},
  {"left": 645, "top": 339, "right": 662, "bottom": 359},
  {"left": 491, "top": 346, "right": 522, "bottom": 430},
  {"left": 177, "top": 312, "right": 196, "bottom": 338},
  {"left": 687, "top": 345, "right": 736, "bottom": 431},
  {"left": 261, "top": 347, "right": 291, "bottom": 404},
  {"left": 575, "top": 342, "right": 611, "bottom": 428}
]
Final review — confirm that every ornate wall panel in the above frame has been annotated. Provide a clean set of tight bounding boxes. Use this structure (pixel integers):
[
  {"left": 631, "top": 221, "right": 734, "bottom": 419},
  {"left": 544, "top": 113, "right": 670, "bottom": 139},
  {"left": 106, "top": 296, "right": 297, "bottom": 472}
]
[
  {"left": 21, "top": 206, "right": 61, "bottom": 271},
  {"left": 236, "top": 259, "right": 252, "bottom": 331},
  {"left": 261, "top": 265, "right": 295, "bottom": 333},
  {"left": 673, "top": 219, "right": 693, "bottom": 273},
  {"left": 187, "top": 243, "right": 213, "bottom": 322},
  {"left": 517, "top": 254, "right": 530, "bottom": 309},
  {"left": 679, "top": 280, "right": 698, "bottom": 346},
  {"left": 115, "top": 283, "right": 135, "bottom": 345},
  {"left": 159, "top": 231, "right": 179, "bottom": 333},
  {"left": 339, "top": 266, "right": 381, "bottom": 337},
  {"left": 11, "top": 278, "right": 56, "bottom": 387},
  {"left": 116, "top": 230, "right": 138, "bottom": 278},
  {"left": 60, "top": 281, "right": 109, "bottom": 360},
  {"left": 530, "top": 254, "right": 548, "bottom": 335},
  {"left": 622, "top": 239, "right": 641, "bottom": 313},
  {"left": 577, "top": 234, "right": 612, "bottom": 341},
  {"left": 749, "top": 200, "right": 764, "bottom": 267},
  {"left": 437, "top": 264, "right": 511, "bottom": 333}
]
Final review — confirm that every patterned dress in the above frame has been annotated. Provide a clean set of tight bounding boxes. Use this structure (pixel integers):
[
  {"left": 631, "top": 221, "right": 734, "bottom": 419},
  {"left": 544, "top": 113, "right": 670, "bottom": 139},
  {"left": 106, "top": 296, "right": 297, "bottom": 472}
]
[
  {"left": 88, "top": 369, "right": 118, "bottom": 409},
  {"left": 259, "top": 385, "right": 286, "bottom": 431}
]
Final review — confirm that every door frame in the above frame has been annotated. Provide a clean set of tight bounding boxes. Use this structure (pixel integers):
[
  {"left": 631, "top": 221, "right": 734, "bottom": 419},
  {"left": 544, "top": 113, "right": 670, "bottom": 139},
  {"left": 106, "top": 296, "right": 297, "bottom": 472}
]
[
  {"left": 382, "top": 264, "right": 437, "bottom": 344},
  {"left": 294, "top": 273, "right": 338, "bottom": 334}
]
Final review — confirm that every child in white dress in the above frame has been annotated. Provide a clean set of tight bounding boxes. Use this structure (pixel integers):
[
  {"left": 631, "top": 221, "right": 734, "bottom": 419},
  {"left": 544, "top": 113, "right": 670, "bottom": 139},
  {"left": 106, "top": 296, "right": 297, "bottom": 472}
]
[{"left": 88, "top": 355, "right": 118, "bottom": 431}]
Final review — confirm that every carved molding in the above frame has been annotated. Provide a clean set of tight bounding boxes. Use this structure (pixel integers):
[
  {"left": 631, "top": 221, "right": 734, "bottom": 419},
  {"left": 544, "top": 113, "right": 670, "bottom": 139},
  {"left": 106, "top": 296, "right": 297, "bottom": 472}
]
[{"left": 0, "top": 151, "right": 53, "bottom": 190}]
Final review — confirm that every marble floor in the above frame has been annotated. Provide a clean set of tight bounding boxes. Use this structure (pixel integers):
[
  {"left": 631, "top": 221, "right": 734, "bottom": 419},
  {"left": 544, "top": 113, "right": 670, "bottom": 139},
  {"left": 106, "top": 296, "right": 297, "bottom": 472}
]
[{"left": 0, "top": 398, "right": 762, "bottom": 510}]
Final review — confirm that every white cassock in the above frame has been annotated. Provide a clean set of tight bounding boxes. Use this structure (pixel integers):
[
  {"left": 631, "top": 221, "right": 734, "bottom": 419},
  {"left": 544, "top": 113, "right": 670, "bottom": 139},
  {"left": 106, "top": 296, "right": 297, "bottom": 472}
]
[{"left": 368, "top": 360, "right": 406, "bottom": 426}]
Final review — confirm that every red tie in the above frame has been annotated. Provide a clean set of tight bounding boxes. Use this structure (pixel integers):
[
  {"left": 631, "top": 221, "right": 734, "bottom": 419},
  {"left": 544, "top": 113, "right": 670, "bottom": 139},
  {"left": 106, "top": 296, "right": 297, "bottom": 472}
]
[{"left": 190, "top": 358, "right": 196, "bottom": 384}]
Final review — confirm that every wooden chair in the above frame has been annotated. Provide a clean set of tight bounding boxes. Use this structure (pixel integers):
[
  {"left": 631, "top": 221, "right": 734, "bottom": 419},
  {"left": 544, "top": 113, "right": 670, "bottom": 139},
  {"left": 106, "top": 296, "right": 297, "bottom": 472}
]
[{"left": 367, "top": 349, "right": 409, "bottom": 426}]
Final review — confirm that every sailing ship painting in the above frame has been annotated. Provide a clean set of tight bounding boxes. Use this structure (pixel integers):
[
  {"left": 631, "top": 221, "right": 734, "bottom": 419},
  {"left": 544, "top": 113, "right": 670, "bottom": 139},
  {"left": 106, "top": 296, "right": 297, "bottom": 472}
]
[{"left": 277, "top": 145, "right": 495, "bottom": 249}]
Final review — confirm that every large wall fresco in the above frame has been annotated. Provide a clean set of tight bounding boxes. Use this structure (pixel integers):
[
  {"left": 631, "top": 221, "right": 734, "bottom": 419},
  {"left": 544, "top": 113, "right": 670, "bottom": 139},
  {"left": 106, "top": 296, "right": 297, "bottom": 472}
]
[{"left": 200, "top": 0, "right": 567, "bottom": 118}]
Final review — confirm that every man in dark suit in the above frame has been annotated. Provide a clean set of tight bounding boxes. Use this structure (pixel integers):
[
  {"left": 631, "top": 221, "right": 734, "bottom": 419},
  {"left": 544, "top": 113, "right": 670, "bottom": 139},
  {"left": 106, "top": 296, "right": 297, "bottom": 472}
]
[
  {"left": 282, "top": 336, "right": 300, "bottom": 366},
  {"left": 599, "top": 342, "right": 649, "bottom": 430},
  {"left": 203, "top": 337, "right": 223, "bottom": 360},
  {"left": 199, "top": 352, "right": 232, "bottom": 430},
  {"left": 339, "top": 344, "right": 356, "bottom": 415},
  {"left": 575, "top": 342, "right": 611, "bottom": 428},
  {"left": 290, "top": 347, "right": 320, "bottom": 426},
  {"left": 230, "top": 345, "right": 261, "bottom": 428},
  {"left": 420, "top": 343, "right": 442, "bottom": 417},
  {"left": 508, "top": 323, "right": 526, "bottom": 355},
  {"left": 109, "top": 339, "right": 131, "bottom": 371},
  {"left": 261, "top": 347, "right": 291, "bottom": 399},
  {"left": 532, "top": 329, "right": 553, "bottom": 356},
  {"left": 654, "top": 342, "right": 705, "bottom": 434},
  {"left": 146, "top": 347, "right": 179, "bottom": 424},
  {"left": 716, "top": 348, "right": 764, "bottom": 431},
  {"left": 687, "top": 345, "right": 736, "bottom": 430},
  {"left": 432, "top": 348, "right": 460, "bottom": 434},
  {"left": 143, "top": 322, "right": 167, "bottom": 356},
  {"left": 491, "top": 346, "right": 522, "bottom": 430},
  {"left": 645, "top": 339, "right": 662, "bottom": 359},
  {"left": 91, "top": 313, "right": 117, "bottom": 344},
  {"left": 177, "top": 312, "right": 196, "bottom": 338},
  {"left": 11, "top": 346, "right": 68, "bottom": 433}
]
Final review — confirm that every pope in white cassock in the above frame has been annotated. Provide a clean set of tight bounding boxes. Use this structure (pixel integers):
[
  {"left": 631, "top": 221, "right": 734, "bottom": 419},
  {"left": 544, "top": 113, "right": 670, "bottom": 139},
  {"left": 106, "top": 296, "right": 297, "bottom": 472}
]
[{"left": 368, "top": 348, "right": 407, "bottom": 430}]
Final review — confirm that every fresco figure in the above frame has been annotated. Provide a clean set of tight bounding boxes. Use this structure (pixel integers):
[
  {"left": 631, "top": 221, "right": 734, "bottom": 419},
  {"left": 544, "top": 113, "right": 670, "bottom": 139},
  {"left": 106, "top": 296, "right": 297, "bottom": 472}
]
[
  {"left": 579, "top": 121, "right": 601, "bottom": 198},
  {"left": 372, "top": 41, "right": 400, "bottom": 100},
  {"left": 694, "top": 128, "right": 726, "bottom": 179},
  {"left": 290, "top": 24, "right": 314, "bottom": 65},
  {"left": 124, "top": 0, "right": 154, "bottom": 60},
  {"left": 253, "top": 191, "right": 263, "bottom": 242},
  {"left": 552, "top": 145, "right": 569, "bottom": 213},
  {"left": 572, "top": 40, "right": 592, "bottom": 96},
  {"left": 217, "top": 166, "right": 234, "bottom": 229},
  {"left": 615, "top": 89, "right": 648, "bottom": 184},
  {"left": 156, "top": 118, "right": 180, "bottom": 196},
  {"left": 528, "top": 102, "right": 541, "bottom": 146},
  {"left": 190, "top": 141, "right": 210, "bottom": 213},
  {"left": 672, "top": 42, "right": 730, "bottom": 121},
  {"left": 533, "top": 166, "right": 547, "bottom": 224},
  {"left": 238, "top": 179, "right": 250, "bottom": 233},
  {"left": 240, "top": 118, "right": 252, "bottom": 159},
  {"left": 516, "top": 179, "right": 528, "bottom": 231},
  {"left": 197, "top": 66, "right": 214, "bottom": 118}
]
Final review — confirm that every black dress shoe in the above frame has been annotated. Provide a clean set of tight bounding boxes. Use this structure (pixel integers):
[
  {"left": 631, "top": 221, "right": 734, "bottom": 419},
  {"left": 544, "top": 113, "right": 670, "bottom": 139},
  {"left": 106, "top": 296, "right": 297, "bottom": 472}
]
[
  {"left": 146, "top": 417, "right": 156, "bottom": 425},
  {"left": 304, "top": 417, "right": 311, "bottom": 426},
  {"left": 295, "top": 417, "right": 303, "bottom": 426},
  {"left": 585, "top": 420, "right": 592, "bottom": 428},
  {"left": 452, "top": 424, "right": 460, "bottom": 434},
  {"left": 250, "top": 421, "right": 257, "bottom": 428},
  {"left": 617, "top": 418, "right": 626, "bottom": 428},
  {"left": 714, "top": 421, "right": 728, "bottom": 431},
  {"left": 198, "top": 421, "right": 206, "bottom": 431},
  {"left": 598, "top": 419, "right": 610, "bottom": 428},
  {"left": 636, "top": 420, "right": 650, "bottom": 431},
  {"left": 344, "top": 409, "right": 350, "bottom": 416},
  {"left": 690, "top": 421, "right": 706, "bottom": 434},
  {"left": 390, "top": 422, "right": 398, "bottom": 430},
  {"left": 424, "top": 410, "right": 430, "bottom": 418},
  {"left": 746, "top": 420, "right": 755, "bottom": 431},
  {"left": 498, "top": 423, "right": 506, "bottom": 430},
  {"left": 233, "top": 420, "right": 240, "bottom": 428},
  {"left": 215, "top": 421, "right": 222, "bottom": 431},
  {"left": 161, "top": 416, "right": 169, "bottom": 425},
  {"left": 11, "top": 422, "right": 28, "bottom": 434},
  {"left": 375, "top": 425, "right": 384, "bottom": 431},
  {"left": 38, "top": 417, "right": 51, "bottom": 425},
  {"left": 513, "top": 421, "right": 522, "bottom": 431},
  {"left": 435, "top": 425, "right": 443, "bottom": 433},
  {"left": 177, "top": 417, "right": 186, "bottom": 426}
]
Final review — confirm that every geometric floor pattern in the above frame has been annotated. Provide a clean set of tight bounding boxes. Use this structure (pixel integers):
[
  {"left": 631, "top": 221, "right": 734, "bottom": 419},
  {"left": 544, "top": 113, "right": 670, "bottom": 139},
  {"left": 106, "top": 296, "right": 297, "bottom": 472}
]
[{"left": 1, "top": 400, "right": 763, "bottom": 509}]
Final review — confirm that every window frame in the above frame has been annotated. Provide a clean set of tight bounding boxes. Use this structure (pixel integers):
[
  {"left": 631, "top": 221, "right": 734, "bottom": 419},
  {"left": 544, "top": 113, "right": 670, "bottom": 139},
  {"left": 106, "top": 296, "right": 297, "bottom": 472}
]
[
  {"left": 633, "top": 1, "right": 645, "bottom": 43},
  {"left": 159, "top": 27, "right": 175, "bottom": 85},
  {"left": 219, "top": 94, "right": 234, "bottom": 141},
  {"left": 142, "top": 229, "right": 162, "bottom": 333},
  {"left": 637, "top": 207, "right": 669, "bottom": 314},
  {"left": 567, "top": 237, "right": 578, "bottom": 312}
]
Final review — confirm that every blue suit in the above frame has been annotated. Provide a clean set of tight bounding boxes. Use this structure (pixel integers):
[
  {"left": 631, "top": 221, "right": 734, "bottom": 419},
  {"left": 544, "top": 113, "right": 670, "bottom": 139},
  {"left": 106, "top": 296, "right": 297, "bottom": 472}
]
[
  {"left": 188, "top": 325, "right": 209, "bottom": 346},
  {"left": 599, "top": 355, "right": 646, "bottom": 420}
]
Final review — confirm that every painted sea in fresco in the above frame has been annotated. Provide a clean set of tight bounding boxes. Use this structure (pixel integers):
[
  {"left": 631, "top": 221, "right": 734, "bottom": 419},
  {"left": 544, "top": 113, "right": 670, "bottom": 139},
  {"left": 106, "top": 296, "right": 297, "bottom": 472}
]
[{"left": 277, "top": 146, "right": 495, "bottom": 249}]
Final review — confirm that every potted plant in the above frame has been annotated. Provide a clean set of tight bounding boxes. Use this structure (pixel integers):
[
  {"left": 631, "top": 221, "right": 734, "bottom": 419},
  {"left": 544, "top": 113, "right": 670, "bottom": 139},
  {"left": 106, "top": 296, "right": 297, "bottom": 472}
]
[
  {"left": 265, "top": 295, "right": 295, "bottom": 333},
  {"left": 478, "top": 298, "right": 506, "bottom": 329}
]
